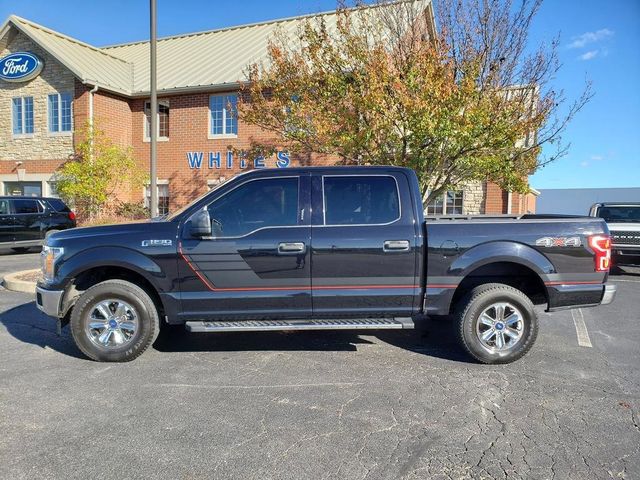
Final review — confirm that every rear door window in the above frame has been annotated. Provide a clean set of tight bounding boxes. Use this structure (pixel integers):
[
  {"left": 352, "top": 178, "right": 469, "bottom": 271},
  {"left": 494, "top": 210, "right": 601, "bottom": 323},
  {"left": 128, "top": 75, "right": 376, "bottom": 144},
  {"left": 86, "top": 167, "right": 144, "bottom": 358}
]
[
  {"left": 323, "top": 175, "right": 400, "bottom": 225},
  {"left": 12, "top": 199, "right": 42, "bottom": 214}
]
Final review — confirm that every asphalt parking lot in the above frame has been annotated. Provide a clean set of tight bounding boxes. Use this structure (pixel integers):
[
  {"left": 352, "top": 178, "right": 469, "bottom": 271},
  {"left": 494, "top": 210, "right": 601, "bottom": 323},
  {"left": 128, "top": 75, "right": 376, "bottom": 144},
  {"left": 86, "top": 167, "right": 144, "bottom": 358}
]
[{"left": 1, "top": 249, "right": 639, "bottom": 479}]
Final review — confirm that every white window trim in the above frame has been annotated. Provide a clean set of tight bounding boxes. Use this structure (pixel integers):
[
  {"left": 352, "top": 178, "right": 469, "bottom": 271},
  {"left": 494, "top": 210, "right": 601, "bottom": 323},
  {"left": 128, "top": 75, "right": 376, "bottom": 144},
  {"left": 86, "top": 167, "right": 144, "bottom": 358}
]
[
  {"left": 426, "top": 190, "right": 464, "bottom": 215},
  {"left": 143, "top": 180, "right": 170, "bottom": 207},
  {"left": 11, "top": 97, "right": 34, "bottom": 138},
  {"left": 47, "top": 92, "right": 73, "bottom": 136},
  {"left": 0, "top": 173, "right": 57, "bottom": 197},
  {"left": 208, "top": 93, "right": 238, "bottom": 139},
  {"left": 143, "top": 100, "right": 170, "bottom": 142},
  {"left": 207, "top": 177, "right": 228, "bottom": 190}
]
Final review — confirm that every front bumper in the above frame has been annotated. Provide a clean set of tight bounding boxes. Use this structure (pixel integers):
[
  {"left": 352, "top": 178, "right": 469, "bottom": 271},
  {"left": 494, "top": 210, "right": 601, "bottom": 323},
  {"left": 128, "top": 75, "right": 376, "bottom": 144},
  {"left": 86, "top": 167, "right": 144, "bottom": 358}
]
[
  {"left": 35, "top": 285, "right": 64, "bottom": 318},
  {"left": 612, "top": 249, "right": 640, "bottom": 266},
  {"left": 600, "top": 284, "right": 617, "bottom": 305}
]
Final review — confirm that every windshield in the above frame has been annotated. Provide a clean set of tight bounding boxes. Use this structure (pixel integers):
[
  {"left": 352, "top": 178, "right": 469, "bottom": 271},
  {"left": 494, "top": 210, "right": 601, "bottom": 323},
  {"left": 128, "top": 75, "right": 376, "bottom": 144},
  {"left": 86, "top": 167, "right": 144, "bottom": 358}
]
[
  {"left": 596, "top": 206, "right": 640, "bottom": 223},
  {"left": 165, "top": 177, "right": 233, "bottom": 221}
]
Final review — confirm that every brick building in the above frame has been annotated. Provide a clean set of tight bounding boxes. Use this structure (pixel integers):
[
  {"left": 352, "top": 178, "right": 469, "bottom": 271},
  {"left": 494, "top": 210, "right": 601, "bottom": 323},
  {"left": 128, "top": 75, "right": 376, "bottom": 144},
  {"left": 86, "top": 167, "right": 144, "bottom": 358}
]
[{"left": 0, "top": 2, "right": 536, "bottom": 215}]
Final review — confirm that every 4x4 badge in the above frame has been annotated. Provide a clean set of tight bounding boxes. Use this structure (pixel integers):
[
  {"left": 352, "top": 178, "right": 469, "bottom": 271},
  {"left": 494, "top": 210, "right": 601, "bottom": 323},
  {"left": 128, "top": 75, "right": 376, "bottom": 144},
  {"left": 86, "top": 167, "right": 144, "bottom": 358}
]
[{"left": 535, "top": 236, "right": 582, "bottom": 247}]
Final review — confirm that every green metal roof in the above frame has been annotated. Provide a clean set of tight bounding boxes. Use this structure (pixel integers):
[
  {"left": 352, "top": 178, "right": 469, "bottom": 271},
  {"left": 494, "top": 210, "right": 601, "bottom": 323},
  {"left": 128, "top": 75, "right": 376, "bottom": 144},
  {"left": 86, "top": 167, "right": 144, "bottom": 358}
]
[{"left": 1, "top": 0, "right": 434, "bottom": 97}]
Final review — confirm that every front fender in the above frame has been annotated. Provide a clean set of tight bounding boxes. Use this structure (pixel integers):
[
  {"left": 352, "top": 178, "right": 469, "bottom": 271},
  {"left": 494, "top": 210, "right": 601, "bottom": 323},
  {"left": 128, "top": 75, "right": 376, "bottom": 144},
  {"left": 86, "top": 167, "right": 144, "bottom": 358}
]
[
  {"left": 54, "top": 246, "right": 166, "bottom": 290},
  {"left": 449, "top": 241, "right": 556, "bottom": 277}
]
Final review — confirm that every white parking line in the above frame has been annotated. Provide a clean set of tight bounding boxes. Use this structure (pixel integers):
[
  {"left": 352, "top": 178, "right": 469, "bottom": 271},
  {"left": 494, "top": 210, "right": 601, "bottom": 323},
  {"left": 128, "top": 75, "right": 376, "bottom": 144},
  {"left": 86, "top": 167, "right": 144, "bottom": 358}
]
[
  {"left": 609, "top": 278, "right": 640, "bottom": 283},
  {"left": 571, "top": 308, "right": 592, "bottom": 348}
]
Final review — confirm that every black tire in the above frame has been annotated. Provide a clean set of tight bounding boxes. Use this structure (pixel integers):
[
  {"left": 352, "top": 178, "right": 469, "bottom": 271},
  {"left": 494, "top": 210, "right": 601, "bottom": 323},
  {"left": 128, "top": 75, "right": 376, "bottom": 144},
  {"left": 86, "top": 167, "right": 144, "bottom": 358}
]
[
  {"left": 70, "top": 279, "right": 160, "bottom": 362},
  {"left": 11, "top": 247, "right": 30, "bottom": 253},
  {"left": 454, "top": 283, "right": 538, "bottom": 364}
]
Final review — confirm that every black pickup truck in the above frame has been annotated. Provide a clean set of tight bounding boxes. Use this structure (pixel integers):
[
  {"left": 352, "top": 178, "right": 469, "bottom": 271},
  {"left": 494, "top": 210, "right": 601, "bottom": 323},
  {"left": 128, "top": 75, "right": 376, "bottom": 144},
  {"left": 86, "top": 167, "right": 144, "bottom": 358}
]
[{"left": 36, "top": 166, "right": 616, "bottom": 363}]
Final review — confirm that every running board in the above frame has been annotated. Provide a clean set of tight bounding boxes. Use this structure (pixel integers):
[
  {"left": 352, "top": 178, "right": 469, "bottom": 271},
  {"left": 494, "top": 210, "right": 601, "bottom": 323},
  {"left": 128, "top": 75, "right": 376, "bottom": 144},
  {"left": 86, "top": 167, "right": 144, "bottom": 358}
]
[{"left": 185, "top": 317, "right": 414, "bottom": 333}]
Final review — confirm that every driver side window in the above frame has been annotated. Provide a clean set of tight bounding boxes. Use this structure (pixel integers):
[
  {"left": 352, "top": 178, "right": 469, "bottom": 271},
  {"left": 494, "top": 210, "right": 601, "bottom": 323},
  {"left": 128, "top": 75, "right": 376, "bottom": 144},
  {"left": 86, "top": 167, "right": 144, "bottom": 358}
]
[{"left": 206, "top": 177, "right": 299, "bottom": 237}]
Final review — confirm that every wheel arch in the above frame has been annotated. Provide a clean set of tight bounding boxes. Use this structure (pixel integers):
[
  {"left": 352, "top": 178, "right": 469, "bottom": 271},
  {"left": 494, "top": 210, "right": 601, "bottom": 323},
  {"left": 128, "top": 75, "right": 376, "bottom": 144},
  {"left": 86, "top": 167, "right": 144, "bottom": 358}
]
[
  {"left": 447, "top": 241, "right": 552, "bottom": 314},
  {"left": 59, "top": 247, "right": 167, "bottom": 319}
]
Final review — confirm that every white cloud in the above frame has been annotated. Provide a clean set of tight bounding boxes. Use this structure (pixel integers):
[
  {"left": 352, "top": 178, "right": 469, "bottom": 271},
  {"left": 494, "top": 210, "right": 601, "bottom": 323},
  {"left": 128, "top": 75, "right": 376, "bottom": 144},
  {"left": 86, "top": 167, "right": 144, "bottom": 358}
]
[
  {"left": 579, "top": 50, "right": 599, "bottom": 61},
  {"left": 590, "top": 155, "right": 604, "bottom": 161},
  {"left": 568, "top": 28, "right": 614, "bottom": 49},
  {"left": 580, "top": 161, "right": 590, "bottom": 168}
]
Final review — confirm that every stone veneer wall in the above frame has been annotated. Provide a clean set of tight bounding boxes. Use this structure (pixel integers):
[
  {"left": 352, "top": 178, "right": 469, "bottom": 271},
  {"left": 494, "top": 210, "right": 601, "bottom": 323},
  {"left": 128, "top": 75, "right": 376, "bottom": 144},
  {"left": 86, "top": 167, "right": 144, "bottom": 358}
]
[
  {"left": 462, "top": 181, "right": 486, "bottom": 215},
  {"left": 0, "top": 31, "right": 75, "bottom": 165}
]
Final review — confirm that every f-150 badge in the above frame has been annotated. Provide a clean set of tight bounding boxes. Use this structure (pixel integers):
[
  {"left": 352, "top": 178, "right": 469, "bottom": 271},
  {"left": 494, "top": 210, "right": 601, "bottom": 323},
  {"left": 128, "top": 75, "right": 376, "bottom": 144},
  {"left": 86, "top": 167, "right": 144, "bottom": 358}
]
[
  {"left": 141, "top": 239, "right": 173, "bottom": 247},
  {"left": 535, "top": 236, "right": 581, "bottom": 247}
]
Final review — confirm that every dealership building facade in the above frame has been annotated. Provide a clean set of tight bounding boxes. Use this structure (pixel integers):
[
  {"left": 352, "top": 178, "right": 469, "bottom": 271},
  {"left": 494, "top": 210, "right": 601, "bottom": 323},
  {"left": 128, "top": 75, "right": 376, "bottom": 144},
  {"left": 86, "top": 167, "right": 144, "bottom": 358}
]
[{"left": 0, "top": 3, "right": 536, "bottom": 215}]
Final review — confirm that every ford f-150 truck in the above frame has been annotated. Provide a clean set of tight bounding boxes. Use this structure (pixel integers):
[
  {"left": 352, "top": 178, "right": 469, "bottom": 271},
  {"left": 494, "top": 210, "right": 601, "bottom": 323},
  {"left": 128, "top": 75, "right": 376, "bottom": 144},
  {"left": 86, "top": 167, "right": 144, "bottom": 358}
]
[
  {"left": 36, "top": 167, "right": 617, "bottom": 363},
  {"left": 590, "top": 202, "right": 640, "bottom": 266}
]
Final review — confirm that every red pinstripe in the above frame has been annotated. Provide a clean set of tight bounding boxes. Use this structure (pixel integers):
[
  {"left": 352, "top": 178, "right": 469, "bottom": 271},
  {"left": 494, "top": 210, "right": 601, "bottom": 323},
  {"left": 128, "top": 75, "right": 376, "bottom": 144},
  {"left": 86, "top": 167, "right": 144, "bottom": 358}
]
[{"left": 178, "top": 243, "right": 419, "bottom": 292}]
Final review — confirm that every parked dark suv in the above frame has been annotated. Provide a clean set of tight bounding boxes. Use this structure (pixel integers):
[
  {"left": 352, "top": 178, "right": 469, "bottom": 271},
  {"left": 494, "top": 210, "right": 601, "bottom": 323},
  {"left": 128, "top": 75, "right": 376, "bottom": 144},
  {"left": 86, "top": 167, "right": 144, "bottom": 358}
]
[{"left": 0, "top": 196, "right": 76, "bottom": 252}]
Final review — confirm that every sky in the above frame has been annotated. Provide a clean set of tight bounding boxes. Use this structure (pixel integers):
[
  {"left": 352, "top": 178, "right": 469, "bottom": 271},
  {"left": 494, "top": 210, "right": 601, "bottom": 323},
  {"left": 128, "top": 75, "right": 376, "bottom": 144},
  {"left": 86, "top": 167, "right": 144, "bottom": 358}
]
[{"left": 1, "top": 0, "right": 639, "bottom": 190}]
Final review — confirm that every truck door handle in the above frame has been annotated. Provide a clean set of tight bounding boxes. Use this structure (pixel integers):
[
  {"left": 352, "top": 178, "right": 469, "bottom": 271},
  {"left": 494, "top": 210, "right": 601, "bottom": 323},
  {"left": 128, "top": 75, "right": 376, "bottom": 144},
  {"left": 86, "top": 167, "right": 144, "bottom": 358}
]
[
  {"left": 278, "top": 242, "right": 306, "bottom": 254},
  {"left": 383, "top": 240, "right": 410, "bottom": 252}
]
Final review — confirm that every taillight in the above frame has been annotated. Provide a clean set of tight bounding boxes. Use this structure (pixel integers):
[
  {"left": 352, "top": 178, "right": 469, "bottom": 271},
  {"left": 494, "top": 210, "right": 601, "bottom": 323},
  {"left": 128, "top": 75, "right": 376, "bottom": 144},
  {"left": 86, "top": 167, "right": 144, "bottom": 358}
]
[
  {"left": 588, "top": 235, "right": 611, "bottom": 272},
  {"left": 68, "top": 211, "right": 76, "bottom": 221}
]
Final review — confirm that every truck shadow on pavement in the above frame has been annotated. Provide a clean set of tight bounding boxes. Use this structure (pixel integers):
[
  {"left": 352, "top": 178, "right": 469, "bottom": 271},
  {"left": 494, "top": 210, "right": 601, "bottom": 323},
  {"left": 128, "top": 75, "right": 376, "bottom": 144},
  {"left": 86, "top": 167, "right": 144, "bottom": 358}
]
[
  {"left": 0, "top": 301, "right": 86, "bottom": 359},
  {"left": 0, "top": 301, "right": 469, "bottom": 362}
]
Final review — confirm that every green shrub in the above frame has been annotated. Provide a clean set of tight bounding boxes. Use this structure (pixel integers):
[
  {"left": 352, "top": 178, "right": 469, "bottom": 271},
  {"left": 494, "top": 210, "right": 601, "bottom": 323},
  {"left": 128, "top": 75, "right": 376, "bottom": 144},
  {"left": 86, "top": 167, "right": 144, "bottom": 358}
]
[{"left": 115, "top": 202, "right": 150, "bottom": 220}]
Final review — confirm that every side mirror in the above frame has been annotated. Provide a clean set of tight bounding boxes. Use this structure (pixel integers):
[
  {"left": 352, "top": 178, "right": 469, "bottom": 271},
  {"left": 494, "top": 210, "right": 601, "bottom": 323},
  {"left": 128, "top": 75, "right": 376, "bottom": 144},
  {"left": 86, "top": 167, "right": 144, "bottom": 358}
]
[{"left": 189, "top": 209, "right": 212, "bottom": 238}]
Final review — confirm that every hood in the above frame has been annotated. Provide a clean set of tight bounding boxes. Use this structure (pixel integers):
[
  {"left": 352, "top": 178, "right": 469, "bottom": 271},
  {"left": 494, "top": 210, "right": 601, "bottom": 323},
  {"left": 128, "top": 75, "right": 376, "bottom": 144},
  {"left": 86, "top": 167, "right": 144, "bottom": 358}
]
[
  {"left": 606, "top": 222, "right": 640, "bottom": 232},
  {"left": 48, "top": 219, "right": 171, "bottom": 244}
]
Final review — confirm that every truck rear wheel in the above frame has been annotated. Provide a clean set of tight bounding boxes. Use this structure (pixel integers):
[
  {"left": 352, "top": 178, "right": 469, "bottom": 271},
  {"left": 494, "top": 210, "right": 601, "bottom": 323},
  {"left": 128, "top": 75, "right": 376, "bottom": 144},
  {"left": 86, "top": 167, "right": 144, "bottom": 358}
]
[
  {"left": 454, "top": 283, "right": 538, "bottom": 364},
  {"left": 70, "top": 279, "right": 160, "bottom": 362}
]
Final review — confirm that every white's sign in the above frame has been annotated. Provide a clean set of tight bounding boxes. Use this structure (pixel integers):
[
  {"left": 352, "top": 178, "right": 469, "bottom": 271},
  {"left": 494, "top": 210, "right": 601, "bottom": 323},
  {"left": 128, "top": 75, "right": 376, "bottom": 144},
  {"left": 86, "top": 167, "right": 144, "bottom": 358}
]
[{"left": 187, "top": 151, "right": 291, "bottom": 169}]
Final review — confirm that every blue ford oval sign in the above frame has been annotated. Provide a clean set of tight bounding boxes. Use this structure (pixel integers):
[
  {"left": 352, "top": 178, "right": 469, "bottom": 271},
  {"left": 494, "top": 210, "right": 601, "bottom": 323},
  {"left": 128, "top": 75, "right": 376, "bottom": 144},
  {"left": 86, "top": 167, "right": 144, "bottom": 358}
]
[{"left": 0, "top": 52, "right": 43, "bottom": 83}]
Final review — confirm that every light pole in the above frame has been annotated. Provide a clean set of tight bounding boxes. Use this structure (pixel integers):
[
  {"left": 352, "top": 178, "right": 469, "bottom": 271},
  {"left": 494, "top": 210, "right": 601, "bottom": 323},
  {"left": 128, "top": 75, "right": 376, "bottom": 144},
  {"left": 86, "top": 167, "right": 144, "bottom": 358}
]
[{"left": 149, "top": 0, "right": 158, "bottom": 217}]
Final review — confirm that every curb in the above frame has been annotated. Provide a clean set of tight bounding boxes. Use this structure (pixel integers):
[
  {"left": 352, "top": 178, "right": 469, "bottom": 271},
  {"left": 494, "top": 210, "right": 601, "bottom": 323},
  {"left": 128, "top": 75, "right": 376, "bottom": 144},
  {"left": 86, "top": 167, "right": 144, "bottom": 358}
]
[{"left": 2, "top": 269, "right": 39, "bottom": 294}]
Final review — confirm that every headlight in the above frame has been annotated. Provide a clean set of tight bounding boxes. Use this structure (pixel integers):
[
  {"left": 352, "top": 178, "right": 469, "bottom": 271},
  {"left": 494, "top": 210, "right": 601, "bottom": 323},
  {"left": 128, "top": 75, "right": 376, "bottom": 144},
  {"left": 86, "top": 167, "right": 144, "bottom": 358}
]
[{"left": 41, "top": 245, "right": 64, "bottom": 281}]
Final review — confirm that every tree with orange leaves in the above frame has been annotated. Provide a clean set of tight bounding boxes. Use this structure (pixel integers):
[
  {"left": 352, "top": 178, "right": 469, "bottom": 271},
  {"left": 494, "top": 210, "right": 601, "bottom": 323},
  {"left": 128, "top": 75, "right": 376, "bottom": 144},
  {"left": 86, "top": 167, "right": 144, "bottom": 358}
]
[{"left": 240, "top": 0, "right": 591, "bottom": 205}]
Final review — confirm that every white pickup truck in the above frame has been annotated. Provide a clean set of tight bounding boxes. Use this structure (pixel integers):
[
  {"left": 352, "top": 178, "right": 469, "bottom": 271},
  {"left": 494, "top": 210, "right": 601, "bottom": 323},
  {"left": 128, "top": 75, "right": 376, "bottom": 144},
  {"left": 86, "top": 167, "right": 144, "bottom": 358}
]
[{"left": 590, "top": 203, "right": 640, "bottom": 266}]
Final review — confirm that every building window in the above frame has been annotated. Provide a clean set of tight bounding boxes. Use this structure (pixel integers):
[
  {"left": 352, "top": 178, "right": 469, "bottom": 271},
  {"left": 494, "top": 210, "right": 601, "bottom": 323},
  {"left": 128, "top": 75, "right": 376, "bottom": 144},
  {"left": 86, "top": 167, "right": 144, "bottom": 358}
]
[
  {"left": 426, "top": 190, "right": 464, "bottom": 215},
  {"left": 12, "top": 97, "right": 34, "bottom": 135},
  {"left": 209, "top": 94, "right": 237, "bottom": 136},
  {"left": 446, "top": 191, "right": 464, "bottom": 214},
  {"left": 144, "top": 100, "right": 169, "bottom": 139},
  {"left": 4, "top": 181, "right": 42, "bottom": 197},
  {"left": 48, "top": 181, "right": 59, "bottom": 198},
  {"left": 145, "top": 183, "right": 170, "bottom": 216},
  {"left": 48, "top": 93, "right": 73, "bottom": 133},
  {"left": 426, "top": 195, "right": 444, "bottom": 215}
]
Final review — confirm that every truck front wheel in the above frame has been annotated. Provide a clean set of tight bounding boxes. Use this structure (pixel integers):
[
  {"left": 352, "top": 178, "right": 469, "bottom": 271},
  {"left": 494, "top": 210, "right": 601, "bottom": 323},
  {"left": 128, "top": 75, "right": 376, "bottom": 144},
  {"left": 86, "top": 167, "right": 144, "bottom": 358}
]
[
  {"left": 70, "top": 279, "right": 160, "bottom": 362},
  {"left": 455, "top": 283, "right": 538, "bottom": 364}
]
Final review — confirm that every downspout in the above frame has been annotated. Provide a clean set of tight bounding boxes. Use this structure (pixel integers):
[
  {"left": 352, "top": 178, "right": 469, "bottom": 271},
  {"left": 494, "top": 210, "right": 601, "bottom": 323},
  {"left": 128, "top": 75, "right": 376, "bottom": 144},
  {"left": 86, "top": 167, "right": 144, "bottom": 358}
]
[
  {"left": 87, "top": 84, "right": 99, "bottom": 159},
  {"left": 88, "top": 84, "right": 99, "bottom": 131}
]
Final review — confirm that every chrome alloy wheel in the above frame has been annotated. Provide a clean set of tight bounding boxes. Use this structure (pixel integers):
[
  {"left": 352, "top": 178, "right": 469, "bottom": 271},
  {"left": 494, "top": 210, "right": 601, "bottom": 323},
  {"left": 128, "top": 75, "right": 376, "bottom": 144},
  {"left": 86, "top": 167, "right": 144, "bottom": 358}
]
[
  {"left": 475, "top": 302, "right": 524, "bottom": 353},
  {"left": 85, "top": 299, "right": 138, "bottom": 348}
]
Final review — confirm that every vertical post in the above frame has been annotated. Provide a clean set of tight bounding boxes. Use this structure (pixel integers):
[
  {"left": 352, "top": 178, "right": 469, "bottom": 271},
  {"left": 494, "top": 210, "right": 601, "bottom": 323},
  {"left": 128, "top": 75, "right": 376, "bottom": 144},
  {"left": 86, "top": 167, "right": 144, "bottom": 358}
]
[{"left": 149, "top": 0, "right": 158, "bottom": 217}]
